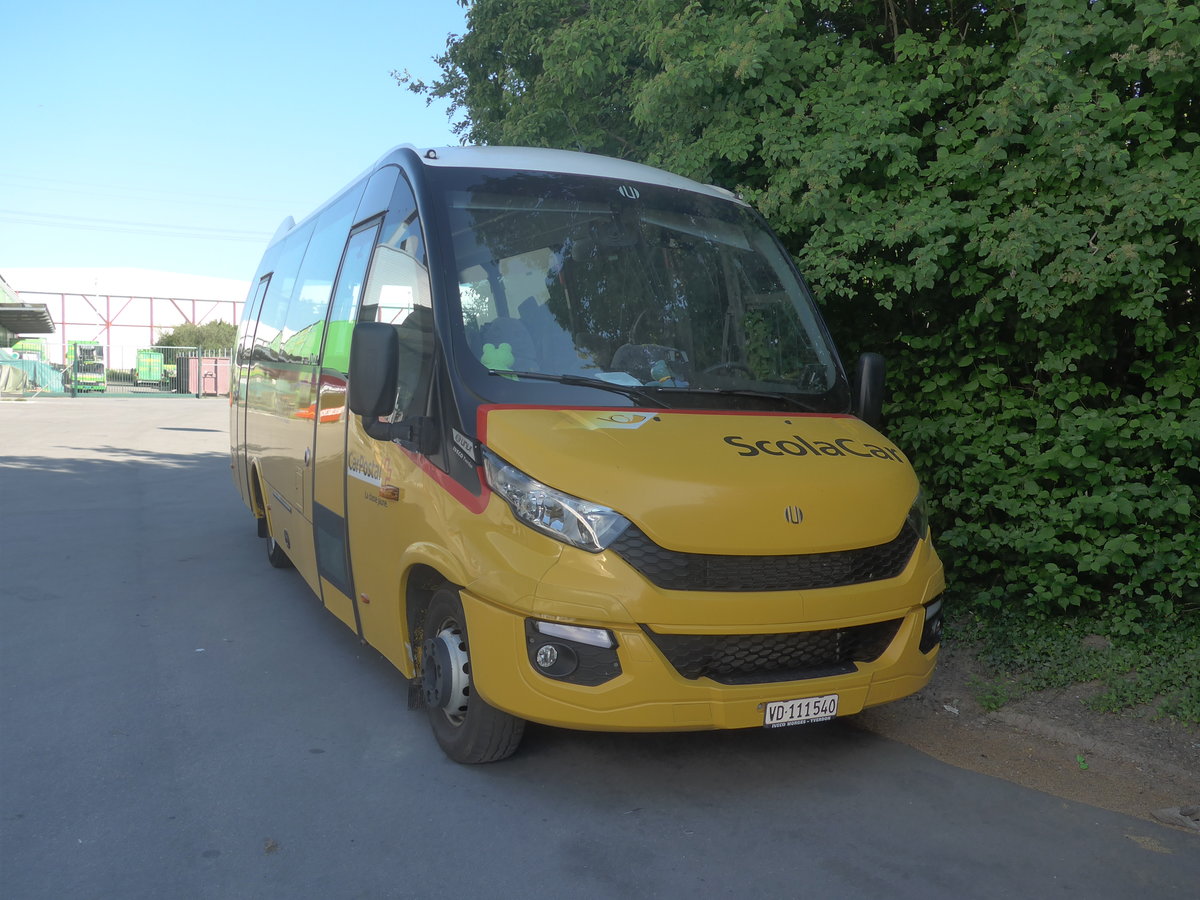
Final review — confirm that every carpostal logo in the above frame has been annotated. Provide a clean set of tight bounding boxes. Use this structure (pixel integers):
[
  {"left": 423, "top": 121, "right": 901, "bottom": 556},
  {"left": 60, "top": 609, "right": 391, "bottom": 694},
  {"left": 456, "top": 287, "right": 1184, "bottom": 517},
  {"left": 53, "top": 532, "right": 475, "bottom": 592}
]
[
  {"left": 723, "top": 434, "right": 905, "bottom": 462},
  {"left": 347, "top": 451, "right": 384, "bottom": 485}
]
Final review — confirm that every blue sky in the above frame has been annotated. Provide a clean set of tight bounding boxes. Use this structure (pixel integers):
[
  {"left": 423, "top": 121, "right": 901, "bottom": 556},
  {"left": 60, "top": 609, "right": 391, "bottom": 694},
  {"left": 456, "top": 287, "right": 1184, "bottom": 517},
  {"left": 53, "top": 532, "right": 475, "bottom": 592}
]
[{"left": 1, "top": 0, "right": 468, "bottom": 282}]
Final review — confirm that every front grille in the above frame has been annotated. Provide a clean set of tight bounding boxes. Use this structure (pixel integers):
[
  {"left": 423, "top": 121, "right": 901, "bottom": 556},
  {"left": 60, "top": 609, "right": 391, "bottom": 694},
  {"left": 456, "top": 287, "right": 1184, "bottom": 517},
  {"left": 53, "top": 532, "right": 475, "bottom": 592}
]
[
  {"left": 610, "top": 525, "right": 919, "bottom": 592},
  {"left": 642, "top": 619, "right": 902, "bottom": 684}
]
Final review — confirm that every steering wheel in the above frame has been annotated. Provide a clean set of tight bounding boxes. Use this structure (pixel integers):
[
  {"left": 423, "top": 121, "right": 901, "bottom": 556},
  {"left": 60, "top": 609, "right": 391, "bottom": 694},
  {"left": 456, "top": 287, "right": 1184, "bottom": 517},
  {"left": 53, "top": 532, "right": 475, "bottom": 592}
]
[{"left": 703, "top": 361, "right": 754, "bottom": 377}]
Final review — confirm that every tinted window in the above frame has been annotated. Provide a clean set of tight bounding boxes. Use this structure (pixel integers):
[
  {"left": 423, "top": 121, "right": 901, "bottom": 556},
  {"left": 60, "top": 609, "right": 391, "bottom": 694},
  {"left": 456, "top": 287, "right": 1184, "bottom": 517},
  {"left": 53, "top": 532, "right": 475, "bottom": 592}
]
[
  {"left": 435, "top": 170, "right": 847, "bottom": 413},
  {"left": 280, "top": 189, "right": 361, "bottom": 364},
  {"left": 358, "top": 177, "right": 432, "bottom": 419},
  {"left": 321, "top": 223, "right": 380, "bottom": 373},
  {"left": 236, "top": 276, "right": 270, "bottom": 366},
  {"left": 252, "top": 220, "right": 314, "bottom": 362}
]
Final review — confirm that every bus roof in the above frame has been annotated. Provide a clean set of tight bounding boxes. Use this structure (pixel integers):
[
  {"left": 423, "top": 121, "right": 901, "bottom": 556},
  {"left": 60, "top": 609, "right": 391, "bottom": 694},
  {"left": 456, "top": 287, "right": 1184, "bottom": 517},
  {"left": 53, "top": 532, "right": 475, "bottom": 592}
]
[
  {"left": 389, "top": 145, "right": 743, "bottom": 205},
  {"left": 267, "top": 145, "right": 744, "bottom": 256}
]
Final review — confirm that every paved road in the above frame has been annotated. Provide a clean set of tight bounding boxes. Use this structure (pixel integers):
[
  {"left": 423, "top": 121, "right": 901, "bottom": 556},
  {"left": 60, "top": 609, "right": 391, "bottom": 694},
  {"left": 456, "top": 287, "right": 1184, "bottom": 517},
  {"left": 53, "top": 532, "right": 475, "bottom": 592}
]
[{"left": 2, "top": 398, "right": 1196, "bottom": 898}]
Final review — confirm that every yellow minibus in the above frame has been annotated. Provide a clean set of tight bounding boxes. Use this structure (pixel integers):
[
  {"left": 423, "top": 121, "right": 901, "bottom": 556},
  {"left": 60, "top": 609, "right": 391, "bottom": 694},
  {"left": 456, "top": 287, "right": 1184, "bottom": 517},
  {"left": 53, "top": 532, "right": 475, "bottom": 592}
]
[{"left": 230, "top": 145, "right": 945, "bottom": 763}]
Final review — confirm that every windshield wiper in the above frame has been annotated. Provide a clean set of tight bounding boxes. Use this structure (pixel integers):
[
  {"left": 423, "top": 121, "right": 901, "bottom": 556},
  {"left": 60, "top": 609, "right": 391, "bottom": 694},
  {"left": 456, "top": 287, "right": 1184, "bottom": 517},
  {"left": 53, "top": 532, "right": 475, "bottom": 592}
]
[
  {"left": 665, "top": 386, "right": 824, "bottom": 413},
  {"left": 486, "top": 369, "right": 671, "bottom": 408}
]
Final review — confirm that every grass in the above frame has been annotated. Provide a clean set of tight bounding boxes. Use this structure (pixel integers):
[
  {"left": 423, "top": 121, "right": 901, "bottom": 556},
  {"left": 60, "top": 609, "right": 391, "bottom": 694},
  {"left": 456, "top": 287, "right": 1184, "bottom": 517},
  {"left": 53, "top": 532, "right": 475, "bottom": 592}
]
[{"left": 945, "top": 605, "right": 1200, "bottom": 725}]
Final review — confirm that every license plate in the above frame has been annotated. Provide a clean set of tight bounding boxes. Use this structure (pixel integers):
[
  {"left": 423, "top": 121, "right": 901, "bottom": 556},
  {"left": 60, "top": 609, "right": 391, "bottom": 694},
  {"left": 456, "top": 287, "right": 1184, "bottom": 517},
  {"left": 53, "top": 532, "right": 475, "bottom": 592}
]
[{"left": 764, "top": 693, "right": 839, "bottom": 728}]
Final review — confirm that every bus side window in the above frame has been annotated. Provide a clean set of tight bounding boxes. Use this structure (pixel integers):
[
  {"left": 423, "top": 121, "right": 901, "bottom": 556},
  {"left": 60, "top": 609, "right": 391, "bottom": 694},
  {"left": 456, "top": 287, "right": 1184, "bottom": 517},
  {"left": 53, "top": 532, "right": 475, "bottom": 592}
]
[
  {"left": 359, "top": 244, "right": 433, "bottom": 420},
  {"left": 253, "top": 222, "right": 314, "bottom": 361},
  {"left": 321, "top": 223, "right": 381, "bottom": 374},
  {"left": 280, "top": 189, "right": 361, "bottom": 364},
  {"left": 356, "top": 177, "right": 433, "bottom": 421},
  {"left": 237, "top": 276, "right": 270, "bottom": 367}
]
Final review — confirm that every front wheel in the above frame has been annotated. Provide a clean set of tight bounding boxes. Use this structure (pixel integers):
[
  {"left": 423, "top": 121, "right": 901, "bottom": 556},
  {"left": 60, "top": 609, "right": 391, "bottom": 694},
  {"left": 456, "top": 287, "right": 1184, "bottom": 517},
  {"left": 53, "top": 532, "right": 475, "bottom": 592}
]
[{"left": 421, "top": 588, "right": 524, "bottom": 763}]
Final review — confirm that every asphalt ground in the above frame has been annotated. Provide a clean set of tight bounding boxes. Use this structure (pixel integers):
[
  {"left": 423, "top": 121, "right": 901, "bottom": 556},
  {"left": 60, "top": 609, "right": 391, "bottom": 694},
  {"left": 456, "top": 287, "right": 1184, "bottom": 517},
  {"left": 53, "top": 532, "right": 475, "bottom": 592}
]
[{"left": 2, "top": 397, "right": 1197, "bottom": 898}]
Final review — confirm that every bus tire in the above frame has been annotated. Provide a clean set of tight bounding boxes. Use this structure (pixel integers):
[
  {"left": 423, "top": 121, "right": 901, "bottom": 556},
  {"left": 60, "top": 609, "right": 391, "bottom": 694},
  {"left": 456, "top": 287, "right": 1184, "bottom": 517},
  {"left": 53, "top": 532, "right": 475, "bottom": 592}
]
[
  {"left": 266, "top": 533, "right": 293, "bottom": 569},
  {"left": 422, "top": 588, "right": 524, "bottom": 764}
]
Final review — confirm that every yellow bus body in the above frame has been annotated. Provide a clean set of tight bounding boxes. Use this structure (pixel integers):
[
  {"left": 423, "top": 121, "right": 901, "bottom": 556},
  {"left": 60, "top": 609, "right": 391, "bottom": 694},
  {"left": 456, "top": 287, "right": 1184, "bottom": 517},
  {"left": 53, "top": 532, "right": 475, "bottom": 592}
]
[{"left": 230, "top": 145, "right": 944, "bottom": 761}]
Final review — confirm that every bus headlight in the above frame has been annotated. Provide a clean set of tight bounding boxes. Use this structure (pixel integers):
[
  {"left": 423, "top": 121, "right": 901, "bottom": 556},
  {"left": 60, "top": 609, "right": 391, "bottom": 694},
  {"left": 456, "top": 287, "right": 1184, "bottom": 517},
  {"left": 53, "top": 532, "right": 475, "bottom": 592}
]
[
  {"left": 483, "top": 449, "right": 631, "bottom": 552},
  {"left": 907, "top": 488, "right": 929, "bottom": 540}
]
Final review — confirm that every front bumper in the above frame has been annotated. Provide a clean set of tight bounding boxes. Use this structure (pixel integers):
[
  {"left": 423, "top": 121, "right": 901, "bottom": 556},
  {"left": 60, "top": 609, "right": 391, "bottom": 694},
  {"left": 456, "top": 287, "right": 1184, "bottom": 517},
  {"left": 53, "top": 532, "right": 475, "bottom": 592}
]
[{"left": 462, "top": 590, "right": 940, "bottom": 732}]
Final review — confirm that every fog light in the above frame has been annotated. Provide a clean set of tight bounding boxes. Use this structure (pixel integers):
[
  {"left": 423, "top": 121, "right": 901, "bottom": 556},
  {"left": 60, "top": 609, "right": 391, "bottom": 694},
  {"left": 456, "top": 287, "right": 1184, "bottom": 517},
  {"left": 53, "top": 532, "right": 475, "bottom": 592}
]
[
  {"left": 530, "top": 641, "right": 578, "bottom": 677},
  {"left": 524, "top": 620, "right": 621, "bottom": 686},
  {"left": 920, "top": 597, "right": 944, "bottom": 654}
]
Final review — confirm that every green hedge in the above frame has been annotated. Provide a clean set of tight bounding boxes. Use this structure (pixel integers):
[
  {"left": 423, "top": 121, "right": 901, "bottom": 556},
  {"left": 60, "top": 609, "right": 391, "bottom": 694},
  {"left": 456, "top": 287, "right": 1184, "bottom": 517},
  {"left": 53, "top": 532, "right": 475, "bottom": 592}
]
[{"left": 889, "top": 360, "right": 1199, "bottom": 630}]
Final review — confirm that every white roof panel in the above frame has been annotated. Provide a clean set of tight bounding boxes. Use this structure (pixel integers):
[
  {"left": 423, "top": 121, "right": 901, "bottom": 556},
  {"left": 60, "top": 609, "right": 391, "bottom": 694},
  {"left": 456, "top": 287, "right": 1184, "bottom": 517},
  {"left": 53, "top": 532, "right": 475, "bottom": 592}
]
[{"left": 391, "top": 145, "right": 743, "bottom": 204}]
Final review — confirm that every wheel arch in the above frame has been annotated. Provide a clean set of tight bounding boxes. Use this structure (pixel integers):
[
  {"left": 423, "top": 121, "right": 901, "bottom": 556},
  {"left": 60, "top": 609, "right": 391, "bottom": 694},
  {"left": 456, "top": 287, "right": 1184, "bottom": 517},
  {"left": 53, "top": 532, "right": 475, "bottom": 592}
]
[
  {"left": 248, "top": 461, "right": 267, "bottom": 517},
  {"left": 404, "top": 564, "right": 455, "bottom": 673},
  {"left": 248, "top": 461, "right": 269, "bottom": 536}
]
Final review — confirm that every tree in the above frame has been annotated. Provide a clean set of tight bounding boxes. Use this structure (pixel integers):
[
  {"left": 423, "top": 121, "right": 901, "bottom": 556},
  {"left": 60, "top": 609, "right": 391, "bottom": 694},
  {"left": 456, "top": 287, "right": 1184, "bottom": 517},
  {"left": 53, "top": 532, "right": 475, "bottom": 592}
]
[
  {"left": 396, "top": 0, "right": 657, "bottom": 156},
  {"left": 155, "top": 320, "right": 237, "bottom": 352},
  {"left": 408, "top": 0, "right": 1199, "bottom": 629}
]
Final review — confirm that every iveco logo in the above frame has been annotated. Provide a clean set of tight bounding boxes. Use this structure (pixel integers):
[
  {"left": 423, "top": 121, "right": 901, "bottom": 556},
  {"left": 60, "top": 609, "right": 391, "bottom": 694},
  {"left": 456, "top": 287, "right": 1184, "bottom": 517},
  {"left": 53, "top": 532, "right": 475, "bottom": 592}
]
[
  {"left": 618, "top": 185, "right": 641, "bottom": 200},
  {"left": 784, "top": 505, "right": 804, "bottom": 525}
]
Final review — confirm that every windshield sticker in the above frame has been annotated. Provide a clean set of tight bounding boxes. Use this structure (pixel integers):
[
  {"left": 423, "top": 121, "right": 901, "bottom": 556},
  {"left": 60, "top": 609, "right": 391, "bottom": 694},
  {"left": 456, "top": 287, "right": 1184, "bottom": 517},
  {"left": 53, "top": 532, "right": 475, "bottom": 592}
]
[{"left": 724, "top": 434, "right": 905, "bottom": 462}]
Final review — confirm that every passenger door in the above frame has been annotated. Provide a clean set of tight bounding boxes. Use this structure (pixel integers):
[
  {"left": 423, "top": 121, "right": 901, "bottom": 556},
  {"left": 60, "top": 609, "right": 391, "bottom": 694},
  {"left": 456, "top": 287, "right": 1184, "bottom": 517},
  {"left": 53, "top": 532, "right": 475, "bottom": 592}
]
[
  {"left": 310, "top": 222, "right": 381, "bottom": 632},
  {"left": 343, "top": 180, "right": 436, "bottom": 674},
  {"left": 231, "top": 275, "right": 270, "bottom": 506}
]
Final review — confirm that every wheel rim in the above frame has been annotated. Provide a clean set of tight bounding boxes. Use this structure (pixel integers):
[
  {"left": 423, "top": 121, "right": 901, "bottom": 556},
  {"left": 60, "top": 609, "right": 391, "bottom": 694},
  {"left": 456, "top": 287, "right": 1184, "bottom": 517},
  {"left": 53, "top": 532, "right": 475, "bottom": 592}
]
[{"left": 422, "top": 620, "right": 471, "bottom": 726}]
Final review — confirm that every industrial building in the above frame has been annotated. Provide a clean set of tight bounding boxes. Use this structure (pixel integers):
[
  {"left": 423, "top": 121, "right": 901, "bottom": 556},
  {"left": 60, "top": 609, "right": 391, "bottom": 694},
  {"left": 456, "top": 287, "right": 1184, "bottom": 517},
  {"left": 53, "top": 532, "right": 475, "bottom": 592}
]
[{"left": 1, "top": 268, "right": 247, "bottom": 396}]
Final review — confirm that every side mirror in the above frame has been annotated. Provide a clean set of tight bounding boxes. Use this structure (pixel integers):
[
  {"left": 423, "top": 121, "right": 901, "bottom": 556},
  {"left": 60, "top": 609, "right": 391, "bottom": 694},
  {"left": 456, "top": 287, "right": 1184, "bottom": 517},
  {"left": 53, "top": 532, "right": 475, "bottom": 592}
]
[
  {"left": 348, "top": 320, "right": 435, "bottom": 451},
  {"left": 854, "top": 352, "right": 886, "bottom": 430},
  {"left": 348, "top": 322, "right": 399, "bottom": 417}
]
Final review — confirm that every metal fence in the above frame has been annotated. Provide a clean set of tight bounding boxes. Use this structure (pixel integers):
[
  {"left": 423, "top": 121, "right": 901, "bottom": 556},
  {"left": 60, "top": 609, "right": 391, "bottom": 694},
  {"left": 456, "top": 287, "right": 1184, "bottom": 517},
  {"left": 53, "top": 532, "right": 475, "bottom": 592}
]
[{"left": 0, "top": 345, "right": 234, "bottom": 399}]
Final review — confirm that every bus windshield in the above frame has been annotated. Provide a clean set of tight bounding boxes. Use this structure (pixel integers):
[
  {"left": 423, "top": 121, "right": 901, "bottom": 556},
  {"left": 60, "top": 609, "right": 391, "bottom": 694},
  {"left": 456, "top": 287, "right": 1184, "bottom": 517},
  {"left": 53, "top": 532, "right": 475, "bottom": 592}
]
[{"left": 439, "top": 171, "right": 848, "bottom": 412}]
